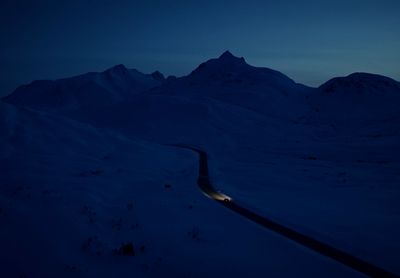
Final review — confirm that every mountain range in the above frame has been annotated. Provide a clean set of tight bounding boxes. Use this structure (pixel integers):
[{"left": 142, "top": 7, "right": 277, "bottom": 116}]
[{"left": 3, "top": 51, "right": 400, "bottom": 126}]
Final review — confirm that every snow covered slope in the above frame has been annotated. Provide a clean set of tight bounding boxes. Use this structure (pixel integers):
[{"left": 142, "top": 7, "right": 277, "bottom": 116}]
[
  {"left": 0, "top": 101, "right": 363, "bottom": 278},
  {"left": 2, "top": 65, "right": 165, "bottom": 112}
]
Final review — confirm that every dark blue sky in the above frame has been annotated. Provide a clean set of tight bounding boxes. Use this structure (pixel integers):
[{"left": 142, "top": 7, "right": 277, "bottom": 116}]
[{"left": 1, "top": 0, "right": 399, "bottom": 96}]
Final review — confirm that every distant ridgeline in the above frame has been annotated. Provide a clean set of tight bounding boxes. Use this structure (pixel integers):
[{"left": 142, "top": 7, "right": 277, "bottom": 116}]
[{"left": 3, "top": 51, "right": 400, "bottom": 128}]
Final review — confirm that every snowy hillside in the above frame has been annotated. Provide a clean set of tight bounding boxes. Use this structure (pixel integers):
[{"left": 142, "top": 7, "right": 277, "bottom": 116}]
[
  {"left": 0, "top": 102, "right": 362, "bottom": 278},
  {"left": 2, "top": 65, "right": 164, "bottom": 112},
  {"left": 307, "top": 72, "right": 400, "bottom": 127}
]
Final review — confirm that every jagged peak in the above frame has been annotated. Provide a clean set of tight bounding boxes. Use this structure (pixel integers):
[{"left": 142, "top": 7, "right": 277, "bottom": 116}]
[
  {"left": 218, "top": 50, "right": 246, "bottom": 63},
  {"left": 220, "top": 50, "right": 234, "bottom": 59},
  {"left": 105, "top": 64, "right": 128, "bottom": 74},
  {"left": 190, "top": 51, "right": 248, "bottom": 76}
]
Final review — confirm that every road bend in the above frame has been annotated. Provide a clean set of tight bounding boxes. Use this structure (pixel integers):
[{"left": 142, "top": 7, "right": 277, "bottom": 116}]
[{"left": 167, "top": 144, "right": 398, "bottom": 278}]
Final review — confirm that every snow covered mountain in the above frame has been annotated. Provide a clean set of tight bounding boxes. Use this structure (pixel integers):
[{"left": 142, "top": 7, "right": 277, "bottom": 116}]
[
  {"left": 4, "top": 52, "right": 400, "bottom": 126},
  {"left": 2, "top": 65, "right": 165, "bottom": 112},
  {"left": 307, "top": 72, "right": 400, "bottom": 126},
  {"left": 2, "top": 51, "right": 317, "bottom": 147},
  {"left": 149, "top": 51, "right": 312, "bottom": 119},
  {"left": 3, "top": 51, "right": 313, "bottom": 120}
]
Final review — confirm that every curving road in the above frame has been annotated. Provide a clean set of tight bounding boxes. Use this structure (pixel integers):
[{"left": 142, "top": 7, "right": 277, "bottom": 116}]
[{"left": 168, "top": 144, "right": 398, "bottom": 278}]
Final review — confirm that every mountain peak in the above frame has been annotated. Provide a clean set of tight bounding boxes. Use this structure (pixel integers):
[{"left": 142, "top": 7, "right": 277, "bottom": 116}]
[
  {"left": 220, "top": 50, "right": 234, "bottom": 59},
  {"left": 105, "top": 64, "right": 128, "bottom": 74},
  {"left": 218, "top": 50, "right": 246, "bottom": 63}
]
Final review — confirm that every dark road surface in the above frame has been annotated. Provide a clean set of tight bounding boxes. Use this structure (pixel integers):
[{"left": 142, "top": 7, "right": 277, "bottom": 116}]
[{"left": 168, "top": 144, "right": 398, "bottom": 278}]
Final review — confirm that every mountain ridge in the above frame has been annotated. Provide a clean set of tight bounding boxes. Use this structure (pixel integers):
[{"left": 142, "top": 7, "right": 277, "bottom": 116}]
[
  {"left": 2, "top": 64, "right": 165, "bottom": 112},
  {"left": 2, "top": 51, "right": 400, "bottom": 122}
]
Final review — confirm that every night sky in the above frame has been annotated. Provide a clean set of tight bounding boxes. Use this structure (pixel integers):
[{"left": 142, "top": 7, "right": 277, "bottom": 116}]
[{"left": 1, "top": 0, "right": 399, "bottom": 96}]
